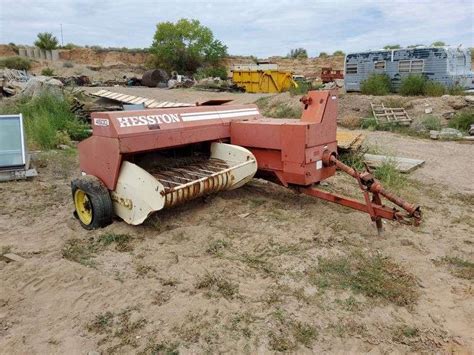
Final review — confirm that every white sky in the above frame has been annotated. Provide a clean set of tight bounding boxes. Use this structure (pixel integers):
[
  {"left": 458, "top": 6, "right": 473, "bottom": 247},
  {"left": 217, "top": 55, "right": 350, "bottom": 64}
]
[{"left": 0, "top": 0, "right": 473, "bottom": 57}]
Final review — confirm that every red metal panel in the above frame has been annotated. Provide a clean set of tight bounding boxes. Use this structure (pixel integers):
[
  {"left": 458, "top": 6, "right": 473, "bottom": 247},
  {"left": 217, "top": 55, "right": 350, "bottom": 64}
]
[
  {"left": 280, "top": 124, "right": 308, "bottom": 163},
  {"left": 78, "top": 136, "right": 122, "bottom": 190}
]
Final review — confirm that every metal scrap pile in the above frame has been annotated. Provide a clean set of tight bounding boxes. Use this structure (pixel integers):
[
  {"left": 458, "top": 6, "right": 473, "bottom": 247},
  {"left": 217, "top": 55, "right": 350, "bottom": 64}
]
[
  {"left": 1, "top": 68, "right": 31, "bottom": 96},
  {"left": 194, "top": 77, "right": 245, "bottom": 92},
  {"left": 1, "top": 68, "right": 64, "bottom": 98}
]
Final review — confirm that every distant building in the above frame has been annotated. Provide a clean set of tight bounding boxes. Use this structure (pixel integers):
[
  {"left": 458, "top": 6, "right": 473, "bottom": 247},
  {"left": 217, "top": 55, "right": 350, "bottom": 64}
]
[{"left": 344, "top": 47, "right": 474, "bottom": 91}]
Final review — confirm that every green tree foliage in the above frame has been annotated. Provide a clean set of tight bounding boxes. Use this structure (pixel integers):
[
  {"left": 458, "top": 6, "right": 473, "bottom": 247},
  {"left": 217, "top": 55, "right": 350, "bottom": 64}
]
[
  {"left": 383, "top": 44, "right": 401, "bottom": 49},
  {"left": 360, "top": 74, "right": 392, "bottom": 95},
  {"left": 34, "top": 32, "right": 59, "bottom": 50},
  {"left": 318, "top": 52, "right": 329, "bottom": 58},
  {"left": 288, "top": 48, "right": 308, "bottom": 59},
  {"left": 431, "top": 41, "right": 446, "bottom": 46},
  {"left": 333, "top": 50, "right": 345, "bottom": 56},
  {"left": 150, "top": 19, "right": 227, "bottom": 73}
]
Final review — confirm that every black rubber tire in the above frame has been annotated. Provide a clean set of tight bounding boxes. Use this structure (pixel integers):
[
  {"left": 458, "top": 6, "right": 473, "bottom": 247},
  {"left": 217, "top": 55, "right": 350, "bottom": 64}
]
[{"left": 71, "top": 175, "right": 113, "bottom": 230}]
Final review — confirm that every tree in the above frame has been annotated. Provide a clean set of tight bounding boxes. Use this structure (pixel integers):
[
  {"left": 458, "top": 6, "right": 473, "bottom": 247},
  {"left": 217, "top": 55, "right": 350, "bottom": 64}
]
[
  {"left": 333, "top": 50, "right": 345, "bottom": 56},
  {"left": 383, "top": 44, "right": 401, "bottom": 49},
  {"left": 150, "top": 19, "right": 227, "bottom": 73},
  {"left": 318, "top": 52, "right": 329, "bottom": 58},
  {"left": 431, "top": 41, "right": 446, "bottom": 46},
  {"left": 288, "top": 48, "right": 308, "bottom": 59},
  {"left": 34, "top": 32, "right": 59, "bottom": 50}
]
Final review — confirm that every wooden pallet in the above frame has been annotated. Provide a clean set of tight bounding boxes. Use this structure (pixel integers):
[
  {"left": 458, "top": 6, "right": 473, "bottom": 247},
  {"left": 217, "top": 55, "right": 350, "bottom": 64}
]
[{"left": 371, "top": 103, "right": 412, "bottom": 126}]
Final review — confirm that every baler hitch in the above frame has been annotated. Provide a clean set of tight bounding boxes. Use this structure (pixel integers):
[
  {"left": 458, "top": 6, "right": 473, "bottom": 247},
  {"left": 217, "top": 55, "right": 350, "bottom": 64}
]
[{"left": 300, "top": 153, "right": 421, "bottom": 235}]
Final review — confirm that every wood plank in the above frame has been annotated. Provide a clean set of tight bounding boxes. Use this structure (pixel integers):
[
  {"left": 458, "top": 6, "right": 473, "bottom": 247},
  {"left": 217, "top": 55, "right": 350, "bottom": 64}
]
[{"left": 363, "top": 154, "right": 425, "bottom": 173}]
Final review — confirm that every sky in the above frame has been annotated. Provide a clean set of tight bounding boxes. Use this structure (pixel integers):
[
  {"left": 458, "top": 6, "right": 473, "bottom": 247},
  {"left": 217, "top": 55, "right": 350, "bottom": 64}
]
[{"left": 0, "top": 0, "right": 473, "bottom": 57}]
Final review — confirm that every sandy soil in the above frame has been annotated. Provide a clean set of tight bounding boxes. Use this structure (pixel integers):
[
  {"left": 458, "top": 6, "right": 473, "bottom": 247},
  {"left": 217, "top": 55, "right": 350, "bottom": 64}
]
[{"left": 0, "top": 127, "right": 473, "bottom": 354}]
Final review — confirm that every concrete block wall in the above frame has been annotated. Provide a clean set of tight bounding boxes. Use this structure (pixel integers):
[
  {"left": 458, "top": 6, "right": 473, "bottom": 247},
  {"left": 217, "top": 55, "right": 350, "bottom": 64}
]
[{"left": 18, "top": 46, "right": 59, "bottom": 61}]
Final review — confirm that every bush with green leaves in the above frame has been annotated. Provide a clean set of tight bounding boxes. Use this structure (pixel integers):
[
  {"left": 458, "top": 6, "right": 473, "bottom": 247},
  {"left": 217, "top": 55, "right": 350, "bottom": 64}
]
[
  {"left": 0, "top": 56, "right": 32, "bottom": 71},
  {"left": 333, "top": 50, "right": 345, "bottom": 56},
  {"left": 150, "top": 18, "right": 227, "bottom": 74},
  {"left": 399, "top": 75, "right": 426, "bottom": 96},
  {"left": 360, "top": 74, "right": 391, "bottom": 95},
  {"left": 318, "top": 52, "right": 328, "bottom": 58},
  {"left": 34, "top": 32, "right": 59, "bottom": 50},
  {"left": 288, "top": 48, "right": 308, "bottom": 59},
  {"left": 195, "top": 66, "right": 228, "bottom": 80},
  {"left": 448, "top": 110, "right": 474, "bottom": 133},
  {"left": 0, "top": 93, "right": 89, "bottom": 149},
  {"left": 41, "top": 67, "right": 55, "bottom": 76}
]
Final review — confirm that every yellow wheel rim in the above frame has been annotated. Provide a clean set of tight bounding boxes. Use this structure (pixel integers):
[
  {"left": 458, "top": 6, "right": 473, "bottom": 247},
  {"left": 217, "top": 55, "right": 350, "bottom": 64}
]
[{"left": 74, "top": 189, "right": 93, "bottom": 225}]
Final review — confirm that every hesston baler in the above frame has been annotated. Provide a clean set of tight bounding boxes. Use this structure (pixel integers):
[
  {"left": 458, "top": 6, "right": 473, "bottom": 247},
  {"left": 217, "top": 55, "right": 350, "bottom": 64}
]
[{"left": 72, "top": 90, "right": 421, "bottom": 234}]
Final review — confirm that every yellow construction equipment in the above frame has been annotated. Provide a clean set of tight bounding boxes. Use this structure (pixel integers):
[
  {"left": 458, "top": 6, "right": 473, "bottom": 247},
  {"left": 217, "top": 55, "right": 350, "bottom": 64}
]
[{"left": 231, "top": 63, "right": 297, "bottom": 93}]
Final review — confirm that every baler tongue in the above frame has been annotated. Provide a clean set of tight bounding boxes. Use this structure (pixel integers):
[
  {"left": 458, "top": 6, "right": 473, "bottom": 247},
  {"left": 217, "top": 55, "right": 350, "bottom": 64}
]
[{"left": 111, "top": 142, "right": 257, "bottom": 225}]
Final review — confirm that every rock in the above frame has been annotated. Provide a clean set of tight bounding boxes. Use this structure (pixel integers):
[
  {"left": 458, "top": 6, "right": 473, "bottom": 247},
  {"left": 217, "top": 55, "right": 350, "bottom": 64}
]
[
  {"left": 443, "top": 96, "right": 467, "bottom": 110},
  {"left": 2, "top": 253, "right": 26, "bottom": 262},
  {"left": 442, "top": 111, "right": 455, "bottom": 119},
  {"left": 20, "top": 76, "right": 63, "bottom": 98},
  {"left": 470, "top": 124, "right": 474, "bottom": 136},
  {"left": 424, "top": 107, "right": 433, "bottom": 114},
  {"left": 87, "top": 351, "right": 100, "bottom": 355},
  {"left": 431, "top": 128, "right": 467, "bottom": 140},
  {"left": 465, "top": 95, "right": 474, "bottom": 104},
  {"left": 334, "top": 79, "right": 344, "bottom": 88},
  {"left": 58, "top": 144, "right": 71, "bottom": 150},
  {"left": 430, "top": 130, "right": 440, "bottom": 140}
]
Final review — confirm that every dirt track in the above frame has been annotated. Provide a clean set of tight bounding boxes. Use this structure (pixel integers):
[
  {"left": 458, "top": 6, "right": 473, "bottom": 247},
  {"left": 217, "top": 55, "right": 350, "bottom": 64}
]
[{"left": 1, "top": 128, "right": 473, "bottom": 353}]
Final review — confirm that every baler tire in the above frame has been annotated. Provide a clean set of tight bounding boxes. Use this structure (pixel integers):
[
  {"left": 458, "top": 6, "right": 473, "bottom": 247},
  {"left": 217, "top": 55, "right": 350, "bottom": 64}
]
[{"left": 71, "top": 175, "right": 113, "bottom": 230}]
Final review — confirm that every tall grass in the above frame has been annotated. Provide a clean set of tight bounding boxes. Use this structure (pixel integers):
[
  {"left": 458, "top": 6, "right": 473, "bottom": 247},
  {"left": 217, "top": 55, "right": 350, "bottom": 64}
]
[
  {"left": 424, "top": 81, "right": 445, "bottom": 96},
  {"left": 0, "top": 93, "right": 89, "bottom": 149}
]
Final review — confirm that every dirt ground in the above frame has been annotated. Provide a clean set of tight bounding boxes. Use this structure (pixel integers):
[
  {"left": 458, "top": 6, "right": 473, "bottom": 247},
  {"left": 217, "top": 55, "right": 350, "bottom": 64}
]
[{"left": 1, "top": 116, "right": 473, "bottom": 354}]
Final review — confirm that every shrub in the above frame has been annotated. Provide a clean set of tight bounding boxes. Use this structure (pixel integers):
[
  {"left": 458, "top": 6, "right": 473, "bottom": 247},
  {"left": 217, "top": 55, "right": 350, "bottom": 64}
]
[
  {"left": 195, "top": 66, "right": 228, "bottom": 80},
  {"left": 383, "top": 44, "right": 401, "bottom": 49},
  {"left": 318, "top": 52, "right": 329, "bottom": 58},
  {"left": 421, "top": 116, "right": 442, "bottom": 131},
  {"left": 448, "top": 110, "right": 474, "bottom": 132},
  {"left": 424, "top": 81, "right": 446, "bottom": 96},
  {"left": 360, "top": 74, "right": 391, "bottom": 95},
  {"left": 63, "top": 61, "right": 74, "bottom": 68},
  {"left": 61, "top": 43, "right": 80, "bottom": 50},
  {"left": 0, "top": 92, "right": 89, "bottom": 149},
  {"left": 289, "top": 81, "right": 314, "bottom": 95},
  {"left": 399, "top": 75, "right": 426, "bottom": 96},
  {"left": 0, "top": 56, "right": 32, "bottom": 71},
  {"left": 41, "top": 67, "right": 55, "bottom": 76},
  {"left": 333, "top": 50, "right": 345, "bottom": 56},
  {"left": 288, "top": 48, "right": 308, "bottom": 59}
]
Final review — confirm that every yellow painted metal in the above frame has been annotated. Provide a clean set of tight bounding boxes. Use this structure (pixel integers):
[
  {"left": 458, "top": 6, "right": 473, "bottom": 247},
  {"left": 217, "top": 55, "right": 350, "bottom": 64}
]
[
  {"left": 74, "top": 189, "right": 93, "bottom": 225},
  {"left": 232, "top": 70, "right": 297, "bottom": 93}
]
